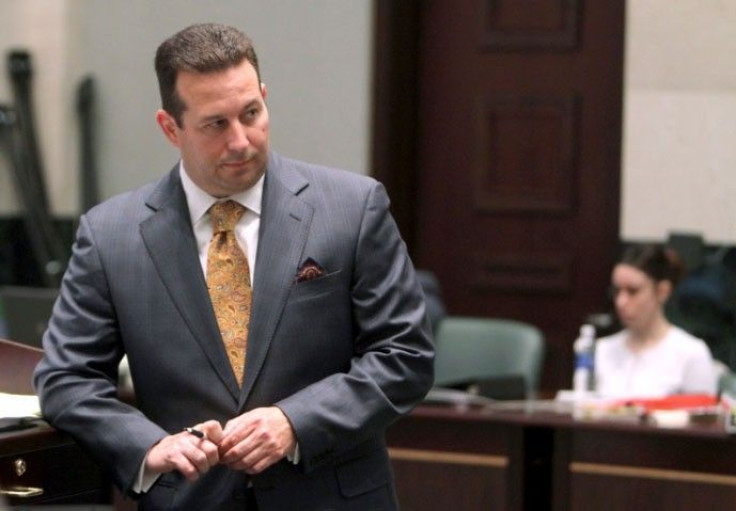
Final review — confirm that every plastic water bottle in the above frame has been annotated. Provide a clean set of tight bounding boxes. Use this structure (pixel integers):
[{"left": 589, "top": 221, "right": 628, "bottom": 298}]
[{"left": 572, "top": 324, "right": 596, "bottom": 395}]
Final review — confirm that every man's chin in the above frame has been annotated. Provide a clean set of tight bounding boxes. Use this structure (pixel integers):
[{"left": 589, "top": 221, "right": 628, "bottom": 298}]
[{"left": 218, "top": 169, "right": 265, "bottom": 194}]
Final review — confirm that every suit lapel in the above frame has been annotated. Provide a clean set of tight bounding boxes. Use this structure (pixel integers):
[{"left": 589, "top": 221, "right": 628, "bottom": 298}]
[
  {"left": 240, "top": 157, "right": 312, "bottom": 407},
  {"left": 140, "top": 168, "right": 241, "bottom": 400}
]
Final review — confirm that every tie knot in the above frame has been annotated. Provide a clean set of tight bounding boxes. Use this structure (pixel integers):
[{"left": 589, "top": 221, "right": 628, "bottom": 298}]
[{"left": 210, "top": 200, "right": 246, "bottom": 233}]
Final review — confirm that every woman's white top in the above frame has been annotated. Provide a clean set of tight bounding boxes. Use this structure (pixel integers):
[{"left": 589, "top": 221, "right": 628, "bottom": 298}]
[{"left": 594, "top": 326, "right": 718, "bottom": 398}]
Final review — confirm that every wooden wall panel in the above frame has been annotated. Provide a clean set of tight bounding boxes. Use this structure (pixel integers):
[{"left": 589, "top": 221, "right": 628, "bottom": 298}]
[
  {"left": 474, "top": 94, "right": 577, "bottom": 214},
  {"left": 479, "top": 0, "right": 580, "bottom": 50},
  {"left": 473, "top": 253, "right": 572, "bottom": 294}
]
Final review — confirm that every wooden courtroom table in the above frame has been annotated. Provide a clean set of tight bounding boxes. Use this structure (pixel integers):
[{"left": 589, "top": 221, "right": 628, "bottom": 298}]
[
  {"left": 1, "top": 424, "right": 111, "bottom": 506},
  {"left": 0, "top": 338, "right": 112, "bottom": 506},
  {"left": 6, "top": 334, "right": 735, "bottom": 510},
  {"left": 387, "top": 399, "right": 736, "bottom": 511}
]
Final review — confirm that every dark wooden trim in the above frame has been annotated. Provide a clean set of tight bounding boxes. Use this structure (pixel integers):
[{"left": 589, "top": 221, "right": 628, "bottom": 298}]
[
  {"left": 371, "top": 1, "right": 422, "bottom": 254},
  {"left": 478, "top": 0, "right": 580, "bottom": 51},
  {"left": 0, "top": 337, "right": 43, "bottom": 394}
]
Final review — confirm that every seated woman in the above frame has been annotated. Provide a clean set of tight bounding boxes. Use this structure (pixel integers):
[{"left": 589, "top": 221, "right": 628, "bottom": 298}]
[{"left": 595, "top": 244, "right": 718, "bottom": 398}]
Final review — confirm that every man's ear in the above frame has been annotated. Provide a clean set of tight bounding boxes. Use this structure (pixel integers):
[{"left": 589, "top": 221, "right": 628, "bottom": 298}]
[
  {"left": 261, "top": 82, "right": 268, "bottom": 101},
  {"left": 156, "top": 109, "right": 181, "bottom": 147}
]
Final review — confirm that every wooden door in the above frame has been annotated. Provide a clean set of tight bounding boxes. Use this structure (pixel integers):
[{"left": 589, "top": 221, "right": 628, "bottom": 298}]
[{"left": 373, "top": 0, "right": 625, "bottom": 390}]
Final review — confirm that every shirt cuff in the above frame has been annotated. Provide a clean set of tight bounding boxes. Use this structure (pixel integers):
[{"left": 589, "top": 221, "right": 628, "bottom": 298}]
[
  {"left": 287, "top": 442, "right": 301, "bottom": 464},
  {"left": 132, "top": 454, "right": 161, "bottom": 494}
]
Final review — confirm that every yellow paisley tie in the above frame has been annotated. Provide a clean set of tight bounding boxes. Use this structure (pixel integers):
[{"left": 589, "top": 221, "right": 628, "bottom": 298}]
[{"left": 207, "top": 200, "right": 251, "bottom": 387}]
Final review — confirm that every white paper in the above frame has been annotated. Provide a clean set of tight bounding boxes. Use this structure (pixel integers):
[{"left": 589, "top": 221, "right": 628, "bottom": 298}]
[{"left": 0, "top": 392, "right": 41, "bottom": 419}]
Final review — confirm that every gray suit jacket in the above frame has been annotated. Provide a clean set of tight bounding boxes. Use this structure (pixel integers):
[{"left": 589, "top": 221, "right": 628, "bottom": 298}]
[{"left": 33, "top": 152, "right": 434, "bottom": 510}]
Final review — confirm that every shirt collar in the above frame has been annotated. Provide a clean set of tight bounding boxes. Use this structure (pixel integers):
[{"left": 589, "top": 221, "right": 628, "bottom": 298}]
[{"left": 179, "top": 162, "right": 264, "bottom": 226}]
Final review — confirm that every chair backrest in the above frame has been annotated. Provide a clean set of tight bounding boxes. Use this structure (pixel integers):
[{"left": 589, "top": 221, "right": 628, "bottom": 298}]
[
  {"left": 0, "top": 286, "right": 58, "bottom": 348},
  {"left": 416, "top": 270, "right": 447, "bottom": 335},
  {"left": 667, "top": 231, "right": 705, "bottom": 272},
  {"left": 433, "top": 316, "right": 545, "bottom": 396},
  {"left": 719, "top": 369, "right": 736, "bottom": 397}
]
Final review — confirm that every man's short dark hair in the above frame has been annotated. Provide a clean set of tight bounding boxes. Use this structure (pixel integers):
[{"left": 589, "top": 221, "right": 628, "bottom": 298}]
[{"left": 154, "top": 23, "right": 261, "bottom": 126}]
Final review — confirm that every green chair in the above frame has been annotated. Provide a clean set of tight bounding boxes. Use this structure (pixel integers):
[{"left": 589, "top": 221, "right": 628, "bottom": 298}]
[
  {"left": 433, "top": 316, "right": 545, "bottom": 398},
  {"left": 718, "top": 369, "right": 736, "bottom": 397}
]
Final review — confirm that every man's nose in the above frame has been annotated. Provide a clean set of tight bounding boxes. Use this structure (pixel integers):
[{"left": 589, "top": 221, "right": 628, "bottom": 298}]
[{"left": 227, "top": 122, "right": 250, "bottom": 151}]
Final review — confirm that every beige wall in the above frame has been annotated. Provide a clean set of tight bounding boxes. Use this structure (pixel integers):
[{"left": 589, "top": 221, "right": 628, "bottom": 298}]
[
  {"left": 0, "top": 0, "right": 373, "bottom": 215},
  {"left": 0, "top": 0, "right": 75, "bottom": 215},
  {"left": 622, "top": 0, "right": 736, "bottom": 244},
  {"left": 7, "top": 1, "right": 735, "bottom": 245}
]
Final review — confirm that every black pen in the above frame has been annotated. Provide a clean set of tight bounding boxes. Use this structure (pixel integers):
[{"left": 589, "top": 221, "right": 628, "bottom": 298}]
[{"left": 184, "top": 427, "right": 207, "bottom": 441}]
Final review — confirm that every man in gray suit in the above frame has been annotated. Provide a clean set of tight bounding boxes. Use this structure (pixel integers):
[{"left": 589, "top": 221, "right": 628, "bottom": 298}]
[{"left": 34, "top": 23, "right": 433, "bottom": 510}]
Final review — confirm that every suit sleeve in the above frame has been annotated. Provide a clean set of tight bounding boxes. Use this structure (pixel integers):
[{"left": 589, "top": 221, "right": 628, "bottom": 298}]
[
  {"left": 33, "top": 214, "right": 168, "bottom": 493},
  {"left": 276, "top": 182, "right": 435, "bottom": 471}
]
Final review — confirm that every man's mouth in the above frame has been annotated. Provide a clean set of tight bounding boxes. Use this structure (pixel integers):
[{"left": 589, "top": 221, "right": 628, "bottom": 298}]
[{"left": 221, "top": 153, "right": 256, "bottom": 168}]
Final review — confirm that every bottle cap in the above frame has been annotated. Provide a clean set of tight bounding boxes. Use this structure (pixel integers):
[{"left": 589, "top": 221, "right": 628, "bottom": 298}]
[{"left": 580, "top": 324, "right": 595, "bottom": 337}]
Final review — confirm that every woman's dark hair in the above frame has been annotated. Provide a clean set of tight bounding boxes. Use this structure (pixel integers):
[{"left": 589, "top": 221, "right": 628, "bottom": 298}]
[{"left": 618, "top": 243, "right": 687, "bottom": 286}]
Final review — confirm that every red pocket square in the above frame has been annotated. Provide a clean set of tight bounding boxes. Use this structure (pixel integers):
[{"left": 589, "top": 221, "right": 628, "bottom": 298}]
[{"left": 295, "top": 258, "right": 325, "bottom": 283}]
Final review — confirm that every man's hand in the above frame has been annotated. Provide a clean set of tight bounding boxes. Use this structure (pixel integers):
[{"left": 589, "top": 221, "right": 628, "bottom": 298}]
[
  {"left": 218, "top": 407, "right": 296, "bottom": 474},
  {"left": 145, "top": 420, "right": 224, "bottom": 481}
]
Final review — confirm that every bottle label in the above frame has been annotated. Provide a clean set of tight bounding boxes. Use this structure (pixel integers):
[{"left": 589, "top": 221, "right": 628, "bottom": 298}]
[{"left": 575, "top": 352, "right": 594, "bottom": 371}]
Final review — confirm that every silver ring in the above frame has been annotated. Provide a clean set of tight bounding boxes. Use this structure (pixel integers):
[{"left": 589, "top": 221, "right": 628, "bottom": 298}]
[{"left": 184, "top": 427, "right": 207, "bottom": 441}]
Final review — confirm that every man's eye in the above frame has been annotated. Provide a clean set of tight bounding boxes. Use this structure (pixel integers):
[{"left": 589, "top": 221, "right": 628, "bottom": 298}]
[
  {"left": 205, "top": 119, "right": 226, "bottom": 130},
  {"left": 243, "top": 108, "right": 260, "bottom": 120}
]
